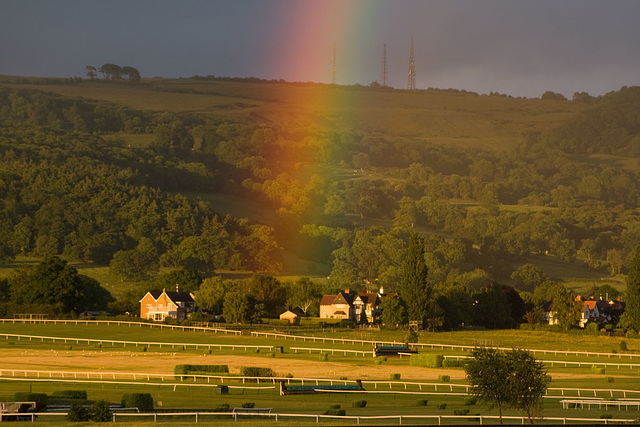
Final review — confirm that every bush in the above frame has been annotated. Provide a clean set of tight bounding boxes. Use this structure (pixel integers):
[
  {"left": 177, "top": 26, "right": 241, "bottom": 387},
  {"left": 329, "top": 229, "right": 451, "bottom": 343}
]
[
  {"left": 410, "top": 354, "right": 443, "bottom": 368},
  {"left": 464, "top": 397, "right": 477, "bottom": 405},
  {"left": 66, "top": 402, "right": 89, "bottom": 422},
  {"left": 406, "top": 328, "right": 418, "bottom": 343},
  {"left": 339, "top": 376, "right": 348, "bottom": 380},
  {"left": 121, "top": 393, "right": 154, "bottom": 411},
  {"left": 88, "top": 399, "right": 112, "bottom": 422},
  {"left": 14, "top": 392, "right": 48, "bottom": 410},
  {"left": 454, "top": 409, "right": 470, "bottom": 415},
  {"left": 416, "top": 399, "right": 428, "bottom": 406},
  {"left": 591, "top": 366, "right": 606, "bottom": 375},
  {"left": 240, "top": 366, "right": 275, "bottom": 377},
  {"left": 174, "top": 364, "right": 229, "bottom": 379},
  {"left": 324, "top": 404, "right": 346, "bottom": 416},
  {"left": 351, "top": 400, "right": 367, "bottom": 408},
  {"left": 52, "top": 390, "right": 87, "bottom": 400},
  {"left": 605, "top": 376, "right": 614, "bottom": 383},
  {"left": 600, "top": 413, "right": 613, "bottom": 419},
  {"left": 214, "top": 403, "right": 231, "bottom": 412},
  {"left": 319, "top": 352, "right": 329, "bottom": 361},
  {"left": 620, "top": 340, "right": 628, "bottom": 351},
  {"left": 241, "top": 402, "right": 255, "bottom": 408},
  {"left": 437, "top": 403, "right": 447, "bottom": 410},
  {"left": 267, "top": 352, "right": 275, "bottom": 358},
  {"left": 390, "top": 373, "right": 401, "bottom": 380},
  {"left": 438, "top": 375, "right": 450, "bottom": 382}
]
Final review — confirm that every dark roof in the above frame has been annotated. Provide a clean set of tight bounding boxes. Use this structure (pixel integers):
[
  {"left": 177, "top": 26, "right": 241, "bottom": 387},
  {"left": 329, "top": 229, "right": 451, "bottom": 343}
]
[{"left": 150, "top": 290, "right": 195, "bottom": 303}]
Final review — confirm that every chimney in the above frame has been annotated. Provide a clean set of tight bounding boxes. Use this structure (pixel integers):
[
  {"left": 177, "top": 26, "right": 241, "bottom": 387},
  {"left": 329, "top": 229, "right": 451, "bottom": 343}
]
[
  {"left": 344, "top": 289, "right": 350, "bottom": 294},
  {"left": 176, "top": 283, "right": 179, "bottom": 292}
]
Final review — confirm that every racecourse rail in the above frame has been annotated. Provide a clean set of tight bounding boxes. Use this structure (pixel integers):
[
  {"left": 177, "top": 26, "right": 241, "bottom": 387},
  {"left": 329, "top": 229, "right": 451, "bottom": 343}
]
[
  {"left": 1, "top": 411, "right": 635, "bottom": 424},
  {"left": 0, "top": 318, "right": 241, "bottom": 335},
  {"left": 2, "top": 369, "right": 640, "bottom": 399}
]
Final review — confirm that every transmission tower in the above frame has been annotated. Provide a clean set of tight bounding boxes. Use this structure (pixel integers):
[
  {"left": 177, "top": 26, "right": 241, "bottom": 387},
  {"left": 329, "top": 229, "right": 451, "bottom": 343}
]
[
  {"left": 331, "top": 42, "right": 337, "bottom": 85},
  {"left": 381, "top": 43, "right": 388, "bottom": 87},
  {"left": 407, "top": 37, "right": 416, "bottom": 90}
]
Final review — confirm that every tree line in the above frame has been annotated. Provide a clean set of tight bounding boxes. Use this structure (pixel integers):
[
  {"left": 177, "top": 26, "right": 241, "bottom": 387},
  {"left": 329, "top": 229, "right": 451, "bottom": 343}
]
[{"left": 85, "top": 64, "right": 141, "bottom": 83}]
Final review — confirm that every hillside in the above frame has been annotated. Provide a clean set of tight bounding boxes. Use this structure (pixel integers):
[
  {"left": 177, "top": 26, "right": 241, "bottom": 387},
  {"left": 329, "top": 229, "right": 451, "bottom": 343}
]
[{"left": 1, "top": 76, "right": 639, "bottom": 321}]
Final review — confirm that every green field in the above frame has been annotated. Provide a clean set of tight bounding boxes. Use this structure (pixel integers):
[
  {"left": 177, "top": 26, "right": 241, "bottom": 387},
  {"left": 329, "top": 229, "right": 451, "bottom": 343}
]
[{"left": 0, "top": 322, "right": 639, "bottom": 425}]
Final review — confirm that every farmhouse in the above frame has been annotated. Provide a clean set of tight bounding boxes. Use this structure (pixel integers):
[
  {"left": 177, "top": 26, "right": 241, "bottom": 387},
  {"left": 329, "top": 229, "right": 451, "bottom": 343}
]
[
  {"left": 279, "top": 308, "right": 306, "bottom": 324},
  {"left": 139, "top": 287, "right": 197, "bottom": 321},
  {"left": 543, "top": 296, "right": 625, "bottom": 328},
  {"left": 320, "top": 287, "right": 389, "bottom": 323}
]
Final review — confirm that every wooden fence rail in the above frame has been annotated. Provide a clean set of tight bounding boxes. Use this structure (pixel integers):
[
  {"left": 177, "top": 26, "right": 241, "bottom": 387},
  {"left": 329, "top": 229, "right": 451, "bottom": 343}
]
[
  {"left": 0, "top": 318, "right": 241, "bottom": 335},
  {"left": 250, "top": 331, "right": 640, "bottom": 359},
  {"left": 0, "top": 333, "right": 270, "bottom": 352}
]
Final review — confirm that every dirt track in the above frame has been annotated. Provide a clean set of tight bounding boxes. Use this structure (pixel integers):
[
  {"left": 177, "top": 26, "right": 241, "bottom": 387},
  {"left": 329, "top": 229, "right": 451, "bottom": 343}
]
[{"left": 0, "top": 348, "right": 467, "bottom": 380}]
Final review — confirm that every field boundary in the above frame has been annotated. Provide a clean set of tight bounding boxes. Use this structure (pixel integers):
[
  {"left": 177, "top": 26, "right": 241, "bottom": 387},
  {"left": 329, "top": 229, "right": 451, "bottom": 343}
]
[
  {"left": 251, "top": 331, "right": 640, "bottom": 359},
  {"left": 0, "top": 333, "right": 270, "bottom": 351},
  {"left": 0, "top": 318, "right": 241, "bottom": 335}
]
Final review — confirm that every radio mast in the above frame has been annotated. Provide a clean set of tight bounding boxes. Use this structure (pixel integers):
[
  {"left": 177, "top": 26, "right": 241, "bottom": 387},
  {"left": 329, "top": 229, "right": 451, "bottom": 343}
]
[{"left": 407, "top": 37, "right": 416, "bottom": 90}]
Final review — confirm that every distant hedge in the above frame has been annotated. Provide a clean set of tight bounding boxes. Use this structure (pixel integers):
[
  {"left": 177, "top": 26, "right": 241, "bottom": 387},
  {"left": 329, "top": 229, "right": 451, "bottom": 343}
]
[
  {"left": 240, "top": 367, "right": 275, "bottom": 377},
  {"left": 121, "top": 393, "right": 154, "bottom": 412},
  {"left": 51, "top": 390, "right": 87, "bottom": 400},
  {"left": 442, "top": 358, "right": 466, "bottom": 368},
  {"left": 410, "top": 354, "right": 443, "bottom": 368},
  {"left": 174, "top": 364, "right": 229, "bottom": 379}
]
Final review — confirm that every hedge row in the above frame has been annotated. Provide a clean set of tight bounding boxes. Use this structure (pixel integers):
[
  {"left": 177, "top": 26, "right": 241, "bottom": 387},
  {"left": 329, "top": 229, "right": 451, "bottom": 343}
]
[
  {"left": 409, "top": 354, "right": 443, "bottom": 368},
  {"left": 240, "top": 366, "right": 275, "bottom": 377},
  {"left": 121, "top": 393, "right": 154, "bottom": 411},
  {"left": 51, "top": 390, "right": 87, "bottom": 400},
  {"left": 174, "top": 364, "right": 229, "bottom": 375}
]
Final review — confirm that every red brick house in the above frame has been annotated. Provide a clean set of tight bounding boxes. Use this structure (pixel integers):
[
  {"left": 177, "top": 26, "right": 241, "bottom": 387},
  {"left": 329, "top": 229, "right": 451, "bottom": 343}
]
[{"left": 139, "top": 288, "right": 197, "bottom": 321}]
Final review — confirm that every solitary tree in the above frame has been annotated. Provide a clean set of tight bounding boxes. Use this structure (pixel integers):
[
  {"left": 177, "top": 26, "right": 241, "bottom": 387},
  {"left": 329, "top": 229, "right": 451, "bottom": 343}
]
[{"left": 466, "top": 347, "right": 549, "bottom": 424}]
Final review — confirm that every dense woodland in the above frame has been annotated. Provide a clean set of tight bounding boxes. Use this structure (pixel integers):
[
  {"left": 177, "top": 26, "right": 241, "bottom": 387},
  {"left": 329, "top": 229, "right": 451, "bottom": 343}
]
[{"left": 1, "top": 81, "right": 640, "bottom": 330}]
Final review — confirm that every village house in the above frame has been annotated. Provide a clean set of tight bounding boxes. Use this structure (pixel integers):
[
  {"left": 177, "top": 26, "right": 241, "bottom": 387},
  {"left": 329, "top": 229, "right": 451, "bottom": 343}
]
[
  {"left": 543, "top": 296, "right": 626, "bottom": 328},
  {"left": 320, "top": 287, "right": 391, "bottom": 323},
  {"left": 139, "top": 286, "right": 197, "bottom": 321},
  {"left": 279, "top": 308, "right": 306, "bottom": 324}
]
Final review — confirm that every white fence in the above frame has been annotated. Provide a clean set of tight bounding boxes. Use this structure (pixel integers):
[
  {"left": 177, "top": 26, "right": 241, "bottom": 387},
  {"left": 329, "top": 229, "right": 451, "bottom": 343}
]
[
  {"left": 251, "top": 331, "right": 640, "bottom": 359},
  {"left": 444, "top": 354, "right": 640, "bottom": 370},
  {"left": 290, "top": 346, "right": 374, "bottom": 357},
  {"left": 0, "top": 318, "right": 241, "bottom": 335},
  {"left": 0, "top": 333, "right": 269, "bottom": 352}
]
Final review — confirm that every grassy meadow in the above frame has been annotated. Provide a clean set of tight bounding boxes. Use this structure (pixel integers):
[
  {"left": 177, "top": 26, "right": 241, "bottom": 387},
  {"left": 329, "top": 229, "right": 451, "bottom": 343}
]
[{"left": 1, "top": 322, "right": 639, "bottom": 425}]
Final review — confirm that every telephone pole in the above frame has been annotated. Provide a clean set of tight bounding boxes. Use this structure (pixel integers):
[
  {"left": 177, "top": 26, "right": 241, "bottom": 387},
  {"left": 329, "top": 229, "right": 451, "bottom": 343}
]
[{"left": 407, "top": 37, "right": 416, "bottom": 90}]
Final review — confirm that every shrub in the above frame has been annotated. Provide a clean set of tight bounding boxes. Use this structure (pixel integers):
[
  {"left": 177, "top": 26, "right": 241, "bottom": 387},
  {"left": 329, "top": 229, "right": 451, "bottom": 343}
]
[
  {"left": 351, "top": 400, "right": 367, "bottom": 408},
  {"left": 241, "top": 402, "right": 255, "bottom": 408},
  {"left": 437, "top": 403, "right": 447, "bottom": 410},
  {"left": 464, "top": 397, "right": 477, "bottom": 406},
  {"left": 410, "top": 354, "right": 443, "bottom": 368},
  {"left": 339, "top": 376, "right": 348, "bottom": 380},
  {"left": 52, "top": 390, "right": 87, "bottom": 400},
  {"left": 600, "top": 413, "right": 613, "bottom": 419},
  {"left": 88, "top": 399, "right": 112, "bottom": 422},
  {"left": 591, "top": 366, "right": 606, "bottom": 375},
  {"left": 454, "top": 409, "right": 470, "bottom": 415},
  {"left": 319, "top": 352, "right": 329, "bottom": 361},
  {"left": 240, "top": 366, "right": 275, "bottom": 377},
  {"left": 121, "top": 393, "right": 154, "bottom": 411},
  {"left": 66, "top": 402, "right": 89, "bottom": 422},
  {"left": 214, "top": 403, "right": 231, "bottom": 412},
  {"left": 620, "top": 340, "right": 628, "bottom": 351},
  {"left": 324, "top": 404, "right": 345, "bottom": 416},
  {"left": 267, "top": 352, "right": 275, "bottom": 358},
  {"left": 174, "top": 364, "right": 229, "bottom": 379},
  {"left": 390, "top": 373, "right": 401, "bottom": 380},
  {"left": 438, "top": 375, "right": 450, "bottom": 382},
  {"left": 14, "top": 392, "right": 48, "bottom": 410},
  {"left": 416, "top": 399, "right": 428, "bottom": 406},
  {"left": 406, "top": 328, "right": 418, "bottom": 343},
  {"left": 605, "top": 376, "right": 614, "bottom": 383}
]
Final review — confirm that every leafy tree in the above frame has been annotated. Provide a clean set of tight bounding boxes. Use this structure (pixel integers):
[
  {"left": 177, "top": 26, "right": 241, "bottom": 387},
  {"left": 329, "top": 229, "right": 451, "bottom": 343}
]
[
  {"left": 10, "top": 256, "right": 113, "bottom": 313},
  {"left": 85, "top": 66, "right": 97, "bottom": 80},
  {"left": 551, "top": 285, "right": 580, "bottom": 330},
  {"left": 222, "top": 290, "right": 250, "bottom": 323},
  {"left": 121, "top": 66, "right": 141, "bottom": 83},
  {"left": 472, "top": 283, "right": 513, "bottom": 329},
  {"left": 510, "top": 264, "right": 548, "bottom": 292},
  {"left": 99, "top": 63, "right": 122, "bottom": 80},
  {"left": 379, "top": 296, "right": 406, "bottom": 327},
  {"left": 67, "top": 402, "right": 89, "bottom": 422},
  {"left": 620, "top": 245, "right": 640, "bottom": 331},
  {"left": 194, "top": 276, "right": 234, "bottom": 314},
  {"left": 154, "top": 269, "right": 202, "bottom": 294},
  {"left": 466, "top": 347, "right": 549, "bottom": 424},
  {"left": 247, "top": 274, "right": 286, "bottom": 316},
  {"left": 285, "top": 277, "right": 323, "bottom": 316},
  {"left": 400, "top": 233, "right": 431, "bottom": 328}
]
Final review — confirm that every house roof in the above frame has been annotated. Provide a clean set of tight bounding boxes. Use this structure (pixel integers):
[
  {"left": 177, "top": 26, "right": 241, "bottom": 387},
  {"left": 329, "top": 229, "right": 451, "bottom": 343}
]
[{"left": 148, "top": 290, "right": 195, "bottom": 304}]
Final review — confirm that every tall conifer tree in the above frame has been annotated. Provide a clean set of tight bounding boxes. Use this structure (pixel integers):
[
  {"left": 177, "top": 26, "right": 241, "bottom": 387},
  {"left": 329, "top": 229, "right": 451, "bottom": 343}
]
[
  {"left": 401, "top": 233, "right": 430, "bottom": 326},
  {"left": 622, "top": 245, "right": 640, "bottom": 331}
]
